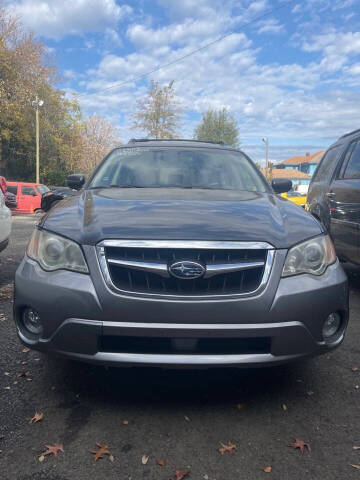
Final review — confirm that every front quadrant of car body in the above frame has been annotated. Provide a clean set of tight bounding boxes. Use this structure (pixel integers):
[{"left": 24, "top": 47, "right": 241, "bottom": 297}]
[{"left": 14, "top": 140, "right": 349, "bottom": 368}]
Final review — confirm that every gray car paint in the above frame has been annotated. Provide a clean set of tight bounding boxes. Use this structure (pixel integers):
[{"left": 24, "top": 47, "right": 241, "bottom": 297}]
[{"left": 14, "top": 141, "right": 349, "bottom": 367}]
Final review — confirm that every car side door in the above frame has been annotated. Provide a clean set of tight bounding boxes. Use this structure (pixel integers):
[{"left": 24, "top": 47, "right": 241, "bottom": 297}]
[
  {"left": 307, "top": 145, "right": 344, "bottom": 231},
  {"left": 329, "top": 138, "right": 360, "bottom": 264},
  {"left": 20, "top": 185, "right": 37, "bottom": 213}
]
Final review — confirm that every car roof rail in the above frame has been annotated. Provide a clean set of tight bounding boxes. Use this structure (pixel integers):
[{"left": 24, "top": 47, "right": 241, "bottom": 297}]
[
  {"left": 339, "top": 128, "right": 360, "bottom": 140},
  {"left": 127, "top": 138, "right": 228, "bottom": 146}
]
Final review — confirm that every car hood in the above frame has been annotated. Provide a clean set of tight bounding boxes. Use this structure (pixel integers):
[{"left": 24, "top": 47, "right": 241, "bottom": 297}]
[{"left": 40, "top": 188, "right": 323, "bottom": 249}]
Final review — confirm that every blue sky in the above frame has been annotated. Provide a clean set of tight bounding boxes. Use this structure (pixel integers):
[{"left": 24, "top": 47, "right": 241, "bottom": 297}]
[{"left": 5, "top": 0, "right": 360, "bottom": 163}]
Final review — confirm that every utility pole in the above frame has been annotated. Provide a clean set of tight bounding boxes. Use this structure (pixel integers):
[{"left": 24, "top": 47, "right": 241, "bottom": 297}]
[
  {"left": 262, "top": 137, "right": 269, "bottom": 180},
  {"left": 32, "top": 97, "right": 44, "bottom": 183}
]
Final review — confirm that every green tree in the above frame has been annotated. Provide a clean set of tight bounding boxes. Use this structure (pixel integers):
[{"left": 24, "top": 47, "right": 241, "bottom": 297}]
[
  {"left": 0, "top": 3, "right": 86, "bottom": 185},
  {"left": 194, "top": 108, "right": 240, "bottom": 147},
  {"left": 131, "top": 80, "right": 181, "bottom": 139}
]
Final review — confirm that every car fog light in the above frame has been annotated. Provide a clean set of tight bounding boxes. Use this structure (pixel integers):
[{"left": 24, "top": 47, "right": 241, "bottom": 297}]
[
  {"left": 22, "top": 308, "right": 43, "bottom": 335},
  {"left": 322, "top": 312, "right": 341, "bottom": 339}
]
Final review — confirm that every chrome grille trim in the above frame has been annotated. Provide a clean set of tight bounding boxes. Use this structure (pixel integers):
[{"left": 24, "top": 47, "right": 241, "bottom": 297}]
[
  {"left": 100, "top": 240, "right": 273, "bottom": 250},
  {"left": 96, "top": 240, "right": 275, "bottom": 299},
  {"left": 203, "top": 261, "right": 265, "bottom": 278},
  {"left": 107, "top": 257, "right": 265, "bottom": 279},
  {"left": 107, "top": 258, "right": 170, "bottom": 277}
]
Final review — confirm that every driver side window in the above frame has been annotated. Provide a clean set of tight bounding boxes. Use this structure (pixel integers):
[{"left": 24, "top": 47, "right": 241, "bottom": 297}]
[{"left": 21, "top": 186, "right": 36, "bottom": 196}]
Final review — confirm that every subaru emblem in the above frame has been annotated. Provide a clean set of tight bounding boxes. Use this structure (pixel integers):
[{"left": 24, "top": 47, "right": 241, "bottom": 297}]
[{"left": 169, "top": 261, "right": 205, "bottom": 280}]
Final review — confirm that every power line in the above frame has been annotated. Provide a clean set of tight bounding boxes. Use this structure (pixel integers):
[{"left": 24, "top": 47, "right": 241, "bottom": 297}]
[{"left": 77, "top": 0, "right": 296, "bottom": 98}]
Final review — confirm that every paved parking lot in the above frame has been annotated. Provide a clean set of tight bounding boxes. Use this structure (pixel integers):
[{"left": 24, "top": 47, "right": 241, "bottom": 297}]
[{"left": 0, "top": 216, "right": 359, "bottom": 480}]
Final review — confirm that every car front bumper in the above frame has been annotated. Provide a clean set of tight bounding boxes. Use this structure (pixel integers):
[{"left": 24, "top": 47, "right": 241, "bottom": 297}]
[{"left": 14, "top": 252, "right": 349, "bottom": 368}]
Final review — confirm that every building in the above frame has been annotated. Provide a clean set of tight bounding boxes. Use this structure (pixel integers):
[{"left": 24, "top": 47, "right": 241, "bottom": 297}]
[
  {"left": 274, "top": 151, "right": 324, "bottom": 176},
  {"left": 261, "top": 167, "right": 311, "bottom": 189}
]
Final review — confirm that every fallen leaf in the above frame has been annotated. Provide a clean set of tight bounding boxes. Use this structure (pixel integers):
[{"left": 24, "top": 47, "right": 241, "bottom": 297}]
[
  {"left": 109, "top": 455, "right": 115, "bottom": 463},
  {"left": 172, "top": 468, "right": 190, "bottom": 480},
  {"left": 157, "top": 458, "right": 166, "bottom": 466},
  {"left": 288, "top": 438, "right": 311, "bottom": 454},
  {"left": 351, "top": 367, "right": 359, "bottom": 372},
  {"left": 51, "top": 386, "right": 56, "bottom": 391},
  {"left": 351, "top": 465, "right": 360, "bottom": 470},
  {"left": 91, "top": 443, "right": 110, "bottom": 461},
  {"left": 18, "top": 371, "right": 31, "bottom": 378},
  {"left": 355, "top": 385, "right": 359, "bottom": 390},
  {"left": 219, "top": 442, "right": 237, "bottom": 455},
  {"left": 4, "top": 386, "right": 10, "bottom": 390},
  {"left": 123, "top": 419, "right": 129, "bottom": 425},
  {"left": 38, "top": 455, "right": 45, "bottom": 462},
  {"left": 264, "top": 466, "right": 272, "bottom": 473},
  {"left": 203, "top": 475, "right": 209, "bottom": 480},
  {"left": 184, "top": 415, "right": 190, "bottom": 422},
  {"left": 41, "top": 444, "right": 64, "bottom": 458},
  {"left": 4, "top": 372, "right": 10, "bottom": 376},
  {"left": 353, "top": 446, "right": 360, "bottom": 450},
  {"left": 29, "top": 412, "right": 44, "bottom": 424},
  {"left": 236, "top": 403, "right": 245, "bottom": 410},
  {"left": 141, "top": 455, "right": 149, "bottom": 465},
  {"left": 21, "top": 361, "right": 28, "bottom": 365},
  {"left": 22, "top": 348, "right": 30, "bottom": 353},
  {"left": 282, "top": 404, "right": 287, "bottom": 411},
  {"left": 307, "top": 391, "right": 314, "bottom": 396}
]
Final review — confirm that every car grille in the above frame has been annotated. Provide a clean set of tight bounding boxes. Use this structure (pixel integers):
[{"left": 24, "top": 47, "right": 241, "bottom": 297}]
[
  {"left": 97, "top": 241, "right": 274, "bottom": 297},
  {"left": 100, "top": 335, "right": 271, "bottom": 355}
]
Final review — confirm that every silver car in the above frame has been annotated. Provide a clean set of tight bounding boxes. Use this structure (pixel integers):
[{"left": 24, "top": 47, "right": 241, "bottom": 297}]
[{"left": 14, "top": 140, "right": 349, "bottom": 368}]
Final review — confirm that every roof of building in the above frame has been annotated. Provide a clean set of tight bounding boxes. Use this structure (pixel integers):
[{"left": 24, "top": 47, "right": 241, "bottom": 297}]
[
  {"left": 279, "top": 150, "right": 325, "bottom": 166},
  {"left": 261, "top": 168, "right": 311, "bottom": 179}
]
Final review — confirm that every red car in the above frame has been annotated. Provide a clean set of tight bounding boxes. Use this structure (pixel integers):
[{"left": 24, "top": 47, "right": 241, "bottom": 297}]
[{"left": 6, "top": 181, "right": 49, "bottom": 214}]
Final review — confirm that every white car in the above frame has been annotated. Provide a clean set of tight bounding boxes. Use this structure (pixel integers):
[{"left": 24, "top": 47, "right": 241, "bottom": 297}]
[{"left": 0, "top": 189, "right": 11, "bottom": 252}]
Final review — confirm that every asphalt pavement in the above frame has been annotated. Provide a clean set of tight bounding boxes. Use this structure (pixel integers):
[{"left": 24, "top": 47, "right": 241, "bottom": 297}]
[{"left": 0, "top": 216, "right": 359, "bottom": 480}]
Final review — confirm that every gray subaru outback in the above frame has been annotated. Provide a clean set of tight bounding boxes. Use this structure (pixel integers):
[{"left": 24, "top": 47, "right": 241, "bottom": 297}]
[{"left": 14, "top": 140, "right": 349, "bottom": 367}]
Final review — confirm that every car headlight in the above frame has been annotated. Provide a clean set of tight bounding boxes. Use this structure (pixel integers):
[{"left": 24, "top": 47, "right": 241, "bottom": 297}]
[
  {"left": 282, "top": 235, "right": 336, "bottom": 277},
  {"left": 27, "top": 229, "right": 88, "bottom": 273}
]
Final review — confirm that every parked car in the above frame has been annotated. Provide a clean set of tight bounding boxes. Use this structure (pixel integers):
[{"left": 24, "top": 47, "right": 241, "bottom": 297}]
[
  {"left": 307, "top": 129, "right": 360, "bottom": 265},
  {"left": 6, "top": 181, "right": 50, "bottom": 214},
  {"left": 0, "top": 176, "right": 6, "bottom": 195},
  {"left": 41, "top": 187, "right": 77, "bottom": 212},
  {"left": 281, "top": 191, "right": 306, "bottom": 208},
  {"left": 0, "top": 189, "right": 11, "bottom": 252},
  {"left": 5, "top": 191, "right": 17, "bottom": 210},
  {"left": 14, "top": 139, "right": 348, "bottom": 368}
]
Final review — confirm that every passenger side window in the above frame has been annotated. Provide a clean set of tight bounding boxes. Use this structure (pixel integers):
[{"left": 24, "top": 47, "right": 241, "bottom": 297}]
[
  {"left": 312, "top": 146, "right": 343, "bottom": 183},
  {"left": 6, "top": 185, "right": 17, "bottom": 195},
  {"left": 343, "top": 140, "right": 360, "bottom": 179},
  {"left": 21, "top": 186, "right": 36, "bottom": 196}
]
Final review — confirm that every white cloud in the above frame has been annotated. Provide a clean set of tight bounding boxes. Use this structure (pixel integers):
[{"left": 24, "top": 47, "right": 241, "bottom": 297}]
[
  {"left": 302, "top": 29, "right": 360, "bottom": 72},
  {"left": 7, "top": 0, "right": 132, "bottom": 39},
  {"left": 56, "top": 0, "right": 360, "bottom": 162},
  {"left": 257, "top": 18, "right": 285, "bottom": 35}
]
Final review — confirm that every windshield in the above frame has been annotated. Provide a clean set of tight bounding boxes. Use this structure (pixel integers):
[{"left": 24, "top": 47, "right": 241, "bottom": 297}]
[
  {"left": 89, "top": 147, "right": 268, "bottom": 193},
  {"left": 37, "top": 185, "right": 50, "bottom": 194}
]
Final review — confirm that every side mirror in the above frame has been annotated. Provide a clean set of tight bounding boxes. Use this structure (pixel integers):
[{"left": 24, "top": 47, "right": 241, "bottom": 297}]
[
  {"left": 271, "top": 178, "right": 292, "bottom": 194},
  {"left": 66, "top": 174, "right": 85, "bottom": 190}
]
